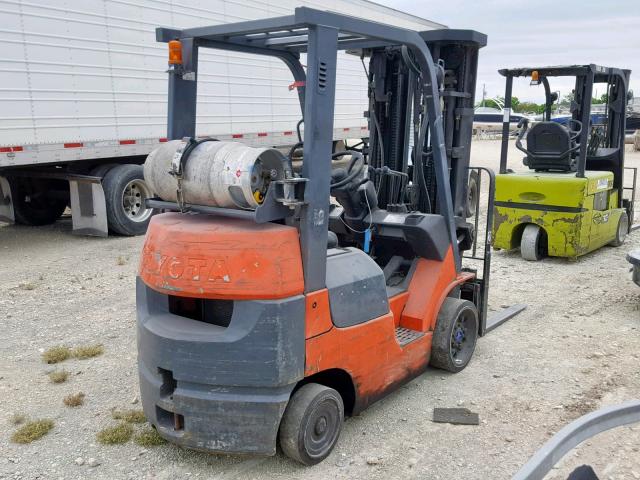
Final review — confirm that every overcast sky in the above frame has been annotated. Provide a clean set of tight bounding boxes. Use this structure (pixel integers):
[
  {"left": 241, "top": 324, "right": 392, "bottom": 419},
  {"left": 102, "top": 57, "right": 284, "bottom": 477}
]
[{"left": 375, "top": 0, "right": 640, "bottom": 104}]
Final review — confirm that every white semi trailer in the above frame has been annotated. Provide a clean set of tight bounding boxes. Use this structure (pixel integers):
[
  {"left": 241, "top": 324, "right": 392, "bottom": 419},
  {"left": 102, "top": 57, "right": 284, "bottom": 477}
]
[{"left": 0, "top": 0, "right": 442, "bottom": 236}]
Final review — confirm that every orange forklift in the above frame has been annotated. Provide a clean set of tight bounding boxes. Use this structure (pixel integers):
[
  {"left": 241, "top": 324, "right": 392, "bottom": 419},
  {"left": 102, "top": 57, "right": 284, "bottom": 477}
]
[{"left": 137, "top": 8, "right": 514, "bottom": 465}]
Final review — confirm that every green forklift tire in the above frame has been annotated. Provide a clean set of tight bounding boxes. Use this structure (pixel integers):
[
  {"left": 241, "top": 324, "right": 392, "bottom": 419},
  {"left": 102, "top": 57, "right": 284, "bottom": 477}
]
[
  {"left": 609, "top": 212, "right": 629, "bottom": 247},
  {"left": 521, "top": 224, "right": 547, "bottom": 261},
  {"left": 465, "top": 170, "right": 479, "bottom": 218}
]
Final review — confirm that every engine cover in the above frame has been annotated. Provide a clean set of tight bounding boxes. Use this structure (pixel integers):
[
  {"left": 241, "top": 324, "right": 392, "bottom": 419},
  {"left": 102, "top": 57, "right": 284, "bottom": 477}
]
[{"left": 139, "top": 213, "right": 304, "bottom": 300}]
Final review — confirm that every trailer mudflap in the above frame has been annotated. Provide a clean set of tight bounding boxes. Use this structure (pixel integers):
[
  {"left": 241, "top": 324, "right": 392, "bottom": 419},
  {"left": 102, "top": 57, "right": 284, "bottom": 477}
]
[{"left": 0, "top": 176, "right": 14, "bottom": 223}]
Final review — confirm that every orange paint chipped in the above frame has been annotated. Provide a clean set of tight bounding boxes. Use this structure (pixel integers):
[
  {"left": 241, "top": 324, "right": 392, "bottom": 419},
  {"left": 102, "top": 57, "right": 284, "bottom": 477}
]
[
  {"left": 304, "top": 246, "right": 475, "bottom": 412},
  {"left": 139, "top": 213, "right": 304, "bottom": 300},
  {"left": 305, "top": 312, "right": 432, "bottom": 410}
]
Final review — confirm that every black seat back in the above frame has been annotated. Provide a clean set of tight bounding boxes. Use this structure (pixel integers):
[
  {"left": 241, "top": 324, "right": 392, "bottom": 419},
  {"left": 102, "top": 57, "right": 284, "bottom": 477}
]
[{"left": 524, "top": 121, "right": 576, "bottom": 172}]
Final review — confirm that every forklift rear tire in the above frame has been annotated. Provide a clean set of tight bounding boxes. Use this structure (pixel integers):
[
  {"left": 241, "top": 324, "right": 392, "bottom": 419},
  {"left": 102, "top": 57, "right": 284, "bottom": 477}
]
[
  {"left": 102, "top": 164, "right": 153, "bottom": 236},
  {"left": 609, "top": 211, "right": 629, "bottom": 247},
  {"left": 520, "top": 224, "right": 547, "bottom": 261},
  {"left": 430, "top": 298, "right": 478, "bottom": 373},
  {"left": 279, "top": 383, "right": 344, "bottom": 465}
]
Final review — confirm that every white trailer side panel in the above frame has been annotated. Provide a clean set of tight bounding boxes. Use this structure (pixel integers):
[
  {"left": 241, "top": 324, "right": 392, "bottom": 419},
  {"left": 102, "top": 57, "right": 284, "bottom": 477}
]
[{"left": 0, "top": 0, "right": 443, "bottom": 160}]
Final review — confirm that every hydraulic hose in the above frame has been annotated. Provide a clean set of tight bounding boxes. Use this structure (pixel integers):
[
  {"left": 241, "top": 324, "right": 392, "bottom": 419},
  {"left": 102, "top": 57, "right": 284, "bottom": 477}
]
[
  {"left": 287, "top": 141, "right": 303, "bottom": 161},
  {"left": 296, "top": 119, "right": 304, "bottom": 143},
  {"left": 415, "top": 111, "right": 431, "bottom": 212},
  {"left": 401, "top": 46, "right": 421, "bottom": 75}
]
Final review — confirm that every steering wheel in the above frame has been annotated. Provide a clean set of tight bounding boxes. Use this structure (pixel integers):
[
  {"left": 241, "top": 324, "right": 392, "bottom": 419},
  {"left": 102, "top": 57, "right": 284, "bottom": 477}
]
[
  {"left": 565, "top": 118, "right": 582, "bottom": 141},
  {"left": 514, "top": 118, "right": 530, "bottom": 156}
]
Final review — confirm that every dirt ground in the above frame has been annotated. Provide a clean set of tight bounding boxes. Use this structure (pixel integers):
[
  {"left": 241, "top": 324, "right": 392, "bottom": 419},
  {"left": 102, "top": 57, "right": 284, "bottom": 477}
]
[{"left": 1, "top": 140, "right": 639, "bottom": 480}]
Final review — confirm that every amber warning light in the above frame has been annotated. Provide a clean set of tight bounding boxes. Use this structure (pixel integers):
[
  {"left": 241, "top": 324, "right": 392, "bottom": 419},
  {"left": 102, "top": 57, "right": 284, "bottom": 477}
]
[
  {"left": 168, "top": 40, "right": 183, "bottom": 65},
  {"left": 530, "top": 70, "right": 541, "bottom": 86}
]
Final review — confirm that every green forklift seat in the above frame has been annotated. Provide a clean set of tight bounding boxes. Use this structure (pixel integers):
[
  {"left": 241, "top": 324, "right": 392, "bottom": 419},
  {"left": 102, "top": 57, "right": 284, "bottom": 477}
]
[{"left": 523, "top": 122, "right": 576, "bottom": 172}]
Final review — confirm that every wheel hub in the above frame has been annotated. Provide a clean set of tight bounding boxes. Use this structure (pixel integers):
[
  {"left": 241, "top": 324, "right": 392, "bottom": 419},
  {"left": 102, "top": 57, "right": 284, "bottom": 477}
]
[
  {"left": 121, "top": 179, "right": 152, "bottom": 222},
  {"left": 314, "top": 416, "right": 328, "bottom": 435},
  {"left": 450, "top": 311, "right": 476, "bottom": 366},
  {"left": 304, "top": 399, "right": 341, "bottom": 458},
  {"left": 453, "top": 328, "right": 465, "bottom": 344}
]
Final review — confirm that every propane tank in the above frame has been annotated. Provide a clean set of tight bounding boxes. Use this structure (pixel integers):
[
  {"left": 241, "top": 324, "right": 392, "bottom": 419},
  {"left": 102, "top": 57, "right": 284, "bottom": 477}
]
[{"left": 143, "top": 140, "right": 288, "bottom": 209}]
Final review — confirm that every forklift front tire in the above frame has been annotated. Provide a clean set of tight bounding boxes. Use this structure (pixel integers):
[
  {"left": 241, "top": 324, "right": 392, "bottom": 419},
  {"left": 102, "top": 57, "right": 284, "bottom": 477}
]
[
  {"left": 279, "top": 383, "right": 344, "bottom": 465},
  {"left": 609, "top": 211, "right": 629, "bottom": 247},
  {"left": 466, "top": 170, "right": 479, "bottom": 218},
  {"left": 430, "top": 298, "right": 478, "bottom": 373},
  {"left": 521, "top": 224, "right": 547, "bottom": 261}
]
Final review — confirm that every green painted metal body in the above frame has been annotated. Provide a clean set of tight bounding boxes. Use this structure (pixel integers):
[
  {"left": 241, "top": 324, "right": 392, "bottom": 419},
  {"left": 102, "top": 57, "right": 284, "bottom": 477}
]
[{"left": 493, "top": 170, "right": 622, "bottom": 259}]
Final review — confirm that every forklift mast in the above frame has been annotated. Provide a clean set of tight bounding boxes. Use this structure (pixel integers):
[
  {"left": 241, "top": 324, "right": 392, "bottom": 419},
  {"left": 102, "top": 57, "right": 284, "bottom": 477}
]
[{"left": 367, "top": 31, "right": 486, "bottom": 220}]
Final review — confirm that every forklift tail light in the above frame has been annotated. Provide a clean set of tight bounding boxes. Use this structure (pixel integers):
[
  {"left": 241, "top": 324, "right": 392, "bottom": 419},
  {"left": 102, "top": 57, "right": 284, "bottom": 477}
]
[{"left": 168, "top": 40, "right": 183, "bottom": 65}]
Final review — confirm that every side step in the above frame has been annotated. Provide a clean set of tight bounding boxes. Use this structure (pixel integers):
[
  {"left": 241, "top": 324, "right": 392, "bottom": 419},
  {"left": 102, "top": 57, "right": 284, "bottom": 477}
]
[{"left": 395, "top": 327, "right": 424, "bottom": 346}]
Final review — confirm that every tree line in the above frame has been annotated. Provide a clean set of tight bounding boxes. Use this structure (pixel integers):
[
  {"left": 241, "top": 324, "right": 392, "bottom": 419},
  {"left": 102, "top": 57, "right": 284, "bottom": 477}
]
[{"left": 477, "top": 93, "right": 610, "bottom": 115}]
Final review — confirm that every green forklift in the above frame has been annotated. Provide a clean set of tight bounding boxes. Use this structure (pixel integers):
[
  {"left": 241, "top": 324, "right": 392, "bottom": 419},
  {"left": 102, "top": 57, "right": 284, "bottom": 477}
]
[{"left": 492, "top": 65, "right": 636, "bottom": 260}]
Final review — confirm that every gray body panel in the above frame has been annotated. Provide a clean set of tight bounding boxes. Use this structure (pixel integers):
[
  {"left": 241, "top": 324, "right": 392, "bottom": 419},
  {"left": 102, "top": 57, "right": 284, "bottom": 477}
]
[
  {"left": 325, "top": 248, "right": 389, "bottom": 327},
  {"left": 136, "top": 279, "right": 305, "bottom": 455},
  {"left": 369, "top": 210, "right": 451, "bottom": 260}
]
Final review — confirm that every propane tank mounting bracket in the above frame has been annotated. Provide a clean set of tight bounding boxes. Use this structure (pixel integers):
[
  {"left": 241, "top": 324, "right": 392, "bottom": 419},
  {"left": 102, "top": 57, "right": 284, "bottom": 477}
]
[
  {"left": 168, "top": 137, "right": 219, "bottom": 212},
  {"left": 274, "top": 177, "right": 308, "bottom": 208}
]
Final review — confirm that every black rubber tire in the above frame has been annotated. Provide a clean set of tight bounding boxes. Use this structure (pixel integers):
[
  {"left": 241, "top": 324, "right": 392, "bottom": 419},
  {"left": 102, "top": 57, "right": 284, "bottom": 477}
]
[
  {"left": 430, "top": 297, "right": 479, "bottom": 373},
  {"left": 520, "top": 224, "right": 547, "bottom": 261},
  {"left": 9, "top": 177, "right": 68, "bottom": 226},
  {"left": 90, "top": 163, "right": 117, "bottom": 179},
  {"left": 102, "top": 164, "right": 152, "bottom": 236},
  {"left": 279, "top": 383, "right": 344, "bottom": 465},
  {"left": 609, "top": 211, "right": 629, "bottom": 247},
  {"left": 465, "top": 170, "right": 479, "bottom": 218}
]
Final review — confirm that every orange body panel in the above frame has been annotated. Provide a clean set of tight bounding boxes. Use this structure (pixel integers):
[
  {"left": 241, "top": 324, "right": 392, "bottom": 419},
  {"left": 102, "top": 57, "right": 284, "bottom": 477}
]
[
  {"left": 139, "top": 213, "right": 304, "bottom": 300},
  {"left": 305, "top": 289, "right": 333, "bottom": 339},
  {"left": 389, "top": 292, "right": 409, "bottom": 327},
  {"left": 305, "top": 311, "right": 432, "bottom": 411},
  {"left": 305, "top": 247, "right": 473, "bottom": 411},
  {"left": 401, "top": 248, "right": 459, "bottom": 331}
]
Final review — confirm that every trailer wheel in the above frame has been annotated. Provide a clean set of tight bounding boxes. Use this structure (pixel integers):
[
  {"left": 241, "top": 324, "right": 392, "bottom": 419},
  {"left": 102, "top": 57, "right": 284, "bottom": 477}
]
[
  {"left": 90, "top": 163, "right": 117, "bottom": 179},
  {"left": 521, "top": 224, "right": 547, "bottom": 261},
  {"left": 609, "top": 211, "right": 629, "bottom": 247},
  {"left": 279, "top": 383, "right": 344, "bottom": 465},
  {"left": 102, "top": 164, "right": 152, "bottom": 236},
  {"left": 465, "top": 170, "right": 478, "bottom": 218},
  {"left": 430, "top": 298, "right": 478, "bottom": 373},
  {"left": 10, "top": 177, "right": 68, "bottom": 226}
]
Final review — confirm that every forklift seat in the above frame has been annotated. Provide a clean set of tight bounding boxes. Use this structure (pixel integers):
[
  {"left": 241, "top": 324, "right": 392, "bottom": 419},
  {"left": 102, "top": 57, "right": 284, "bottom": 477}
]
[
  {"left": 587, "top": 147, "right": 619, "bottom": 162},
  {"left": 524, "top": 122, "right": 576, "bottom": 172}
]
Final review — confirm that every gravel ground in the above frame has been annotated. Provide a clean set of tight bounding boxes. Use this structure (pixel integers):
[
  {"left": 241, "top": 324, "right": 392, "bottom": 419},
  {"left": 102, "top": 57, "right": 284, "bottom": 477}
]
[{"left": 1, "top": 140, "right": 639, "bottom": 480}]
